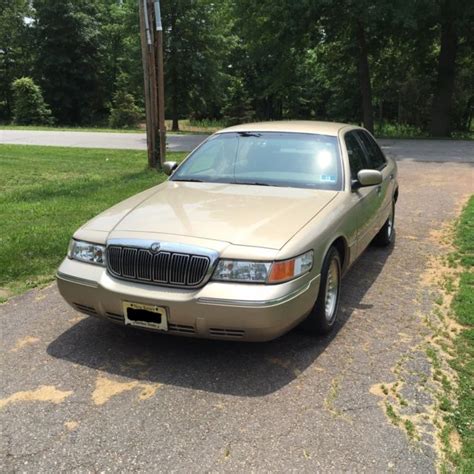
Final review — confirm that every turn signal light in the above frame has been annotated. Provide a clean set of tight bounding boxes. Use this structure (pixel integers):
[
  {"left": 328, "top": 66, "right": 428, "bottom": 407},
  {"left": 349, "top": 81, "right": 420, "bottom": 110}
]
[{"left": 268, "top": 250, "right": 313, "bottom": 283}]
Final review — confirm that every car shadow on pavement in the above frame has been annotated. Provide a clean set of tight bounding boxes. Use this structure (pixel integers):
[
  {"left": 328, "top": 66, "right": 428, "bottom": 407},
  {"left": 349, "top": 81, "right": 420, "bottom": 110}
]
[{"left": 47, "top": 243, "right": 393, "bottom": 397}]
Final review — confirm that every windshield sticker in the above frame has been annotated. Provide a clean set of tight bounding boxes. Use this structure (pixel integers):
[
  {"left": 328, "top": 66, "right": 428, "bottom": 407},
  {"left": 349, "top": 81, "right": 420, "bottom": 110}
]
[{"left": 320, "top": 175, "right": 337, "bottom": 183}]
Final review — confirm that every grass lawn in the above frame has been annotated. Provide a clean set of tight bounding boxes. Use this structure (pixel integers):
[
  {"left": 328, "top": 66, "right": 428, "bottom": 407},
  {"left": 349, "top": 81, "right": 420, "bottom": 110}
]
[
  {"left": 446, "top": 196, "right": 474, "bottom": 471},
  {"left": 0, "top": 144, "right": 186, "bottom": 299}
]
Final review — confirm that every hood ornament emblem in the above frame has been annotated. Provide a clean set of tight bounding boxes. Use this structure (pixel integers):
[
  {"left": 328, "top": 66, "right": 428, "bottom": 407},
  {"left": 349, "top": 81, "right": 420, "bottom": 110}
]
[{"left": 150, "top": 242, "right": 161, "bottom": 253}]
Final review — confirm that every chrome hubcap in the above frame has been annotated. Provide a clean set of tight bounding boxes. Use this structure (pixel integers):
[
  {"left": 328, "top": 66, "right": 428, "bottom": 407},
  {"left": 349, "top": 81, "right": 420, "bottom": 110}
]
[{"left": 325, "top": 259, "right": 339, "bottom": 323}]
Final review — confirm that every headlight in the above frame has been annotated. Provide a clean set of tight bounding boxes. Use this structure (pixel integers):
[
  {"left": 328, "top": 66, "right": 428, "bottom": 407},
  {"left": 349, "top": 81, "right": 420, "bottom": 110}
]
[
  {"left": 68, "top": 239, "right": 106, "bottom": 266},
  {"left": 212, "top": 250, "right": 313, "bottom": 284},
  {"left": 212, "top": 260, "right": 272, "bottom": 282}
]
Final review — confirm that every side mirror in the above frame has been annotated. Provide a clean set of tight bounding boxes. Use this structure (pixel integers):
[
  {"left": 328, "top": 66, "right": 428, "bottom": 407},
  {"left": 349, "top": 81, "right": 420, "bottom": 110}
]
[
  {"left": 163, "top": 161, "right": 178, "bottom": 176},
  {"left": 354, "top": 169, "right": 383, "bottom": 188}
]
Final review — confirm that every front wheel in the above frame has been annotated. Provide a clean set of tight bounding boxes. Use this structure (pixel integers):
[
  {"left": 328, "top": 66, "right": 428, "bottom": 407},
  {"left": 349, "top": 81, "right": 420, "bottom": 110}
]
[{"left": 302, "top": 246, "right": 341, "bottom": 335}]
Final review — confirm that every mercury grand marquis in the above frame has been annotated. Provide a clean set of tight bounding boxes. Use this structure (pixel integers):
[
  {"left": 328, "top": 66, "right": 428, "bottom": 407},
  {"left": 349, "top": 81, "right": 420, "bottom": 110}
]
[{"left": 57, "top": 121, "right": 398, "bottom": 341}]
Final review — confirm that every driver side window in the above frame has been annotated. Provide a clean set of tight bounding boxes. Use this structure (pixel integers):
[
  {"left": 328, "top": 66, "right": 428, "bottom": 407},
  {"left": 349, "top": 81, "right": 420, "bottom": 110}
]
[
  {"left": 344, "top": 132, "right": 367, "bottom": 180},
  {"left": 355, "top": 131, "right": 386, "bottom": 170}
]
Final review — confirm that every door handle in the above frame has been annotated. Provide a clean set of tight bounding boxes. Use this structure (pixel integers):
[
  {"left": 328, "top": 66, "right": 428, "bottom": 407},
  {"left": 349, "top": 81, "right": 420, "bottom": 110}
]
[
  {"left": 376, "top": 186, "right": 382, "bottom": 194},
  {"left": 390, "top": 174, "right": 394, "bottom": 180}
]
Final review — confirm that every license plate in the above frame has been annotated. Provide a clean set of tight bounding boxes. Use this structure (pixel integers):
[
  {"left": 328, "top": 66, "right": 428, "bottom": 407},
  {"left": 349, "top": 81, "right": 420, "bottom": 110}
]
[{"left": 122, "top": 301, "right": 168, "bottom": 331}]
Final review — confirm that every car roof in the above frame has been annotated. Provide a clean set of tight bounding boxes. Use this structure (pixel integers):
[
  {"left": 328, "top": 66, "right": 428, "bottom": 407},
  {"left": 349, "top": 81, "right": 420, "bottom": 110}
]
[{"left": 216, "top": 120, "right": 358, "bottom": 137}]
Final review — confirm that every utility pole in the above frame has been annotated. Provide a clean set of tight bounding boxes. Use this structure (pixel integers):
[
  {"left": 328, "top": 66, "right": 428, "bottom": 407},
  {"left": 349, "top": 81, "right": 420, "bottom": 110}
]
[
  {"left": 139, "top": 0, "right": 166, "bottom": 168},
  {"left": 154, "top": 0, "right": 166, "bottom": 164}
]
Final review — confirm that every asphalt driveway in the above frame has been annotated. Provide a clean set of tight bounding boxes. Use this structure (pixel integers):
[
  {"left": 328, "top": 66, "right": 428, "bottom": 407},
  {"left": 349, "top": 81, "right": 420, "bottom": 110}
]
[{"left": 1, "top": 144, "right": 473, "bottom": 472}]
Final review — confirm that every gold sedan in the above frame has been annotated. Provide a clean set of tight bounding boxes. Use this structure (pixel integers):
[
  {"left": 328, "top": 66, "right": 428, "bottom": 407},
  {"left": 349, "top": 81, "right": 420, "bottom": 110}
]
[{"left": 57, "top": 121, "right": 398, "bottom": 341}]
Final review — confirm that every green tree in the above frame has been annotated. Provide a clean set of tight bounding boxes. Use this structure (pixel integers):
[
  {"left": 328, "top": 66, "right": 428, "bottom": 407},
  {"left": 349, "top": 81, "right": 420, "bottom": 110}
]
[
  {"left": 109, "top": 73, "right": 142, "bottom": 129},
  {"left": 109, "top": 90, "right": 141, "bottom": 128},
  {"left": 0, "top": 0, "right": 34, "bottom": 122},
  {"left": 12, "top": 77, "right": 53, "bottom": 125},
  {"left": 228, "top": 0, "right": 309, "bottom": 121},
  {"left": 161, "top": 0, "right": 230, "bottom": 130},
  {"left": 99, "top": 0, "right": 144, "bottom": 109},
  {"left": 34, "top": 0, "right": 106, "bottom": 125},
  {"left": 313, "top": 0, "right": 405, "bottom": 133},
  {"left": 428, "top": 0, "right": 474, "bottom": 136}
]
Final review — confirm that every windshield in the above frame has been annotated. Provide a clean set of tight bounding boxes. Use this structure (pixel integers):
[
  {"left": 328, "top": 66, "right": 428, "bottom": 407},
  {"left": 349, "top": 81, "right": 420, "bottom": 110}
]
[{"left": 171, "top": 132, "right": 343, "bottom": 190}]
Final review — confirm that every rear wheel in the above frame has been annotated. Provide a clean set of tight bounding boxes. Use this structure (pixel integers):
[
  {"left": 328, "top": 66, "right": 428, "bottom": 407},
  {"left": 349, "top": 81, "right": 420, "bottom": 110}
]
[
  {"left": 302, "top": 246, "right": 341, "bottom": 335},
  {"left": 373, "top": 201, "right": 395, "bottom": 246}
]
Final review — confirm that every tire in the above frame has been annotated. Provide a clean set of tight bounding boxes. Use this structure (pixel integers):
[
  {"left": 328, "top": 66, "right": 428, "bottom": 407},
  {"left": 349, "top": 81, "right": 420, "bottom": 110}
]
[
  {"left": 302, "top": 246, "right": 341, "bottom": 335},
  {"left": 373, "top": 200, "right": 395, "bottom": 247}
]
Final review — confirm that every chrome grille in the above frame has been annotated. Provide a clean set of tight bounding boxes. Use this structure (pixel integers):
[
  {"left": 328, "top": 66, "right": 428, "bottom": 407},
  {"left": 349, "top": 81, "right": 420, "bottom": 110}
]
[{"left": 107, "top": 245, "right": 211, "bottom": 288}]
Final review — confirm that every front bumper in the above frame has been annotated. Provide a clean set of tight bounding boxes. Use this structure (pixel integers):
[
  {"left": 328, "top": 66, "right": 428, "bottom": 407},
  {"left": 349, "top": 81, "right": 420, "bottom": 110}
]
[{"left": 57, "top": 258, "right": 320, "bottom": 341}]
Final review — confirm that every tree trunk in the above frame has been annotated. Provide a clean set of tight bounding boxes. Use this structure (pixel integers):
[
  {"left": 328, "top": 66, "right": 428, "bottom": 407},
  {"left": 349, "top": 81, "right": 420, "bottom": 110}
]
[
  {"left": 4, "top": 49, "right": 12, "bottom": 120},
  {"left": 172, "top": 106, "right": 179, "bottom": 131},
  {"left": 430, "top": 14, "right": 458, "bottom": 137},
  {"left": 356, "top": 21, "right": 374, "bottom": 133},
  {"left": 171, "top": 66, "right": 179, "bottom": 131}
]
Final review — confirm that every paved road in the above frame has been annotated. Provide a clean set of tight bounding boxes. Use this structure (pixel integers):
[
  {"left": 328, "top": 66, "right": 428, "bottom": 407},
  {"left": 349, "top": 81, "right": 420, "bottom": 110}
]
[
  {"left": 1, "top": 147, "right": 473, "bottom": 471},
  {"left": 0, "top": 129, "right": 205, "bottom": 153},
  {"left": 380, "top": 139, "right": 474, "bottom": 163},
  {"left": 1, "top": 129, "right": 474, "bottom": 163}
]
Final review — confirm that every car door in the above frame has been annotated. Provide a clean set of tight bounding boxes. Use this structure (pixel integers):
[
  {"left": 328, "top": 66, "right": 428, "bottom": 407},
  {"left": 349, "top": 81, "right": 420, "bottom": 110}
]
[
  {"left": 344, "top": 131, "right": 380, "bottom": 258},
  {"left": 354, "top": 130, "right": 392, "bottom": 235}
]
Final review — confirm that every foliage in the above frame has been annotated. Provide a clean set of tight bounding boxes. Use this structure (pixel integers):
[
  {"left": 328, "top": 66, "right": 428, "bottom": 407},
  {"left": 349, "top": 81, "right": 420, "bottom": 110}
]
[
  {"left": 34, "top": 0, "right": 107, "bottom": 125},
  {"left": 161, "top": 0, "right": 231, "bottom": 130},
  {"left": 11, "top": 77, "right": 52, "bottom": 125},
  {"left": 100, "top": 0, "right": 143, "bottom": 109},
  {"left": 0, "top": 145, "right": 186, "bottom": 296},
  {"left": 374, "top": 122, "right": 426, "bottom": 139},
  {"left": 0, "top": 0, "right": 34, "bottom": 121},
  {"left": 0, "top": 0, "right": 472, "bottom": 135}
]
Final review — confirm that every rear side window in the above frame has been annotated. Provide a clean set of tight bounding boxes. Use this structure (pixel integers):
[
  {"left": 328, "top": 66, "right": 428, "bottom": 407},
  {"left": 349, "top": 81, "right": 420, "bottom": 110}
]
[
  {"left": 344, "top": 132, "right": 367, "bottom": 179},
  {"left": 356, "top": 131, "right": 386, "bottom": 169}
]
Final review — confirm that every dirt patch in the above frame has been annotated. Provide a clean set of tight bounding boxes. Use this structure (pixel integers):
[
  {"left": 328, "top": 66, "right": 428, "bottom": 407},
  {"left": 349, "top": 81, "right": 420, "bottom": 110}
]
[
  {"left": 91, "top": 375, "right": 160, "bottom": 406},
  {"left": 0, "top": 288, "right": 12, "bottom": 299},
  {"left": 64, "top": 420, "right": 79, "bottom": 431},
  {"left": 10, "top": 336, "right": 40, "bottom": 352},
  {"left": 0, "top": 385, "right": 73, "bottom": 409},
  {"left": 449, "top": 430, "right": 462, "bottom": 453}
]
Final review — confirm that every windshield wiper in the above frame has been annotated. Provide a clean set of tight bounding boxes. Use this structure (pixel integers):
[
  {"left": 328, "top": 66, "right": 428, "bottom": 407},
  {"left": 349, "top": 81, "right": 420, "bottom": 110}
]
[
  {"left": 234, "top": 181, "right": 271, "bottom": 187},
  {"left": 238, "top": 132, "right": 262, "bottom": 138},
  {"left": 173, "top": 178, "right": 204, "bottom": 183}
]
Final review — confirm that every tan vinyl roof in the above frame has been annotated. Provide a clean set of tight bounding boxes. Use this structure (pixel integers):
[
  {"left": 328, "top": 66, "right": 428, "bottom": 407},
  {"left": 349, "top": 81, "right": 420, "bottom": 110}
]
[{"left": 216, "top": 120, "right": 355, "bottom": 137}]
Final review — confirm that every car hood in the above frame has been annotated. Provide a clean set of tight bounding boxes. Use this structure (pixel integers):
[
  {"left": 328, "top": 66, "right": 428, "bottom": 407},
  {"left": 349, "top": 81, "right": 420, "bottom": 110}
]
[{"left": 85, "top": 181, "right": 337, "bottom": 250}]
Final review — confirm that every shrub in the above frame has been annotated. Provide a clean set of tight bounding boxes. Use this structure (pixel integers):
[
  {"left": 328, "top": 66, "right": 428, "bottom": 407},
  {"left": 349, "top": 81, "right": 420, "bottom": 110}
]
[
  {"left": 374, "top": 121, "right": 425, "bottom": 138},
  {"left": 109, "top": 90, "right": 141, "bottom": 129},
  {"left": 12, "top": 77, "right": 53, "bottom": 125}
]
